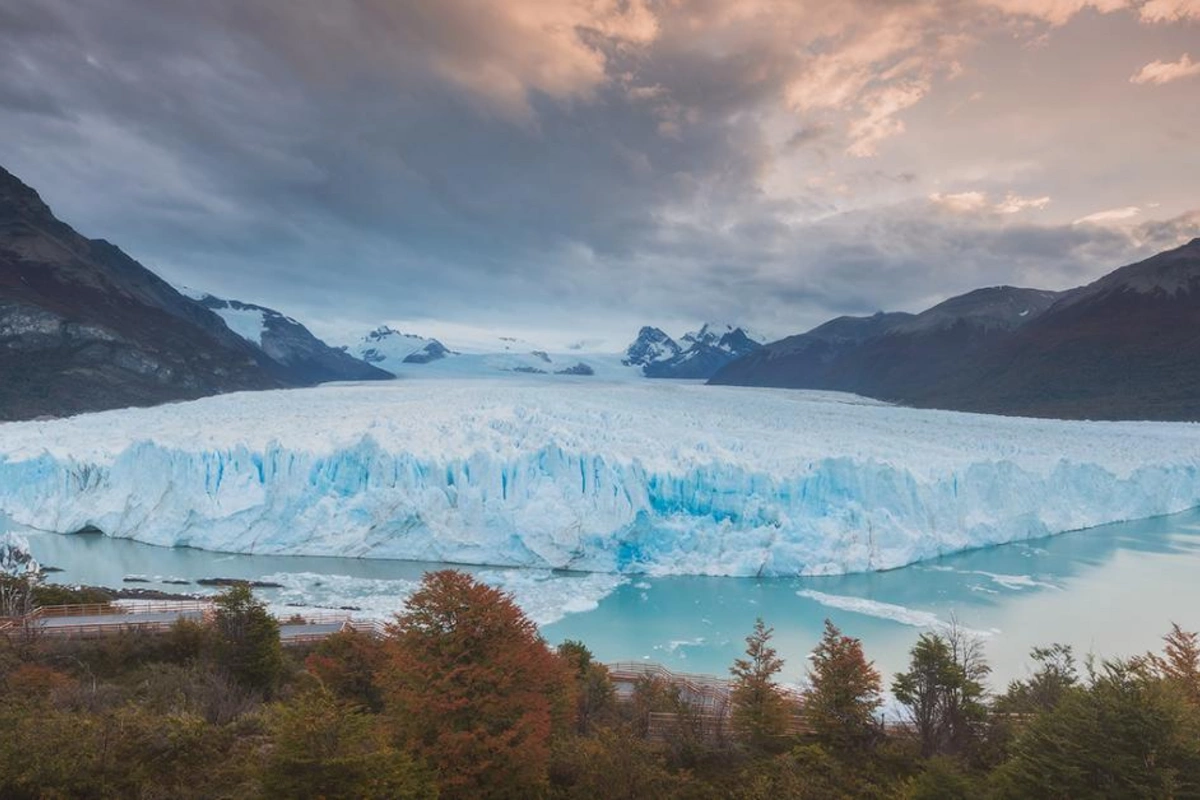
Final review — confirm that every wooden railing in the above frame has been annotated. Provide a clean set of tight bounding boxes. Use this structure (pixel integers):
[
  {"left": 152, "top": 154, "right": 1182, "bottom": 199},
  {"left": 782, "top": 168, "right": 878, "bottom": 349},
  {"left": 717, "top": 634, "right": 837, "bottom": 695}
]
[
  {"left": 346, "top": 619, "right": 391, "bottom": 638},
  {"left": 30, "top": 600, "right": 214, "bottom": 619},
  {"left": 109, "top": 600, "right": 214, "bottom": 615},
  {"left": 30, "top": 602, "right": 122, "bottom": 619},
  {"left": 7, "top": 601, "right": 357, "bottom": 645},
  {"left": 28, "top": 618, "right": 187, "bottom": 640},
  {"left": 607, "top": 661, "right": 733, "bottom": 690},
  {"left": 606, "top": 661, "right": 735, "bottom": 713},
  {"left": 278, "top": 612, "right": 352, "bottom": 626}
]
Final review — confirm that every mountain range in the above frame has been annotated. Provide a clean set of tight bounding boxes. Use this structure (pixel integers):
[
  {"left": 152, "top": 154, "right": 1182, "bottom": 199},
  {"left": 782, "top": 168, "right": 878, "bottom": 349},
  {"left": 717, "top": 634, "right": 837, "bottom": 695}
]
[
  {"left": 4, "top": 162, "right": 1198, "bottom": 422},
  {"left": 712, "top": 238, "right": 1200, "bottom": 421},
  {"left": 624, "top": 323, "right": 764, "bottom": 379},
  {"left": 0, "top": 166, "right": 383, "bottom": 421}
]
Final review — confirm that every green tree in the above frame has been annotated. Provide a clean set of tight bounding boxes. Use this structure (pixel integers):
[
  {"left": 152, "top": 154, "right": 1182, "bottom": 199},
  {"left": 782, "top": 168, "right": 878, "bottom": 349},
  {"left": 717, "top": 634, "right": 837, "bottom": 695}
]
[
  {"left": 730, "top": 617, "right": 792, "bottom": 752},
  {"left": 892, "top": 629, "right": 988, "bottom": 758},
  {"left": 557, "top": 639, "right": 616, "bottom": 733},
  {"left": 1149, "top": 623, "right": 1200, "bottom": 706},
  {"left": 995, "top": 643, "right": 1078, "bottom": 716},
  {"left": 991, "top": 658, "right": 1200, "bottom": 798},
  {"left": 211, "top": 584, "right": 284, "bottom": 694},
  {"left": 262, "top": 688, "right": 436, "bottom": 800},
  {"left": 804, "top": 619, "right": 882, "bottom": 751},
  {"left": 382, "top": 569, "right": 572, "bottom": 800}
]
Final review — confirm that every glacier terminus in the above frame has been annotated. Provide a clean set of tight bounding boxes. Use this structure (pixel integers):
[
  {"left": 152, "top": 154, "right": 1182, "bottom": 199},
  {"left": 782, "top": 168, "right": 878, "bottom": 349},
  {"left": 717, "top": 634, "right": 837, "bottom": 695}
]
[{"left": 2, "top": 379, "right": 1199, "bottom": 577}]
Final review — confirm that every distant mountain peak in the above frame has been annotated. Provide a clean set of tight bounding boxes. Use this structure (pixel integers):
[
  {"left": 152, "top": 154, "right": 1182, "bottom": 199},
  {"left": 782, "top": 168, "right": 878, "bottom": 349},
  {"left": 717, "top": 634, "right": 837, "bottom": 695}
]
[
  {"left": 622, "top": 326, "right": 681, "bottom": 367},
  {"left": 890, "top": 285, "right": 1062, "bottom": 335},
  {"left": 352, "top": 326, "right": 453, "bottom": 367},
  {"left": 683, "top": 322, "right": 766, "bottom": 346},
  {"left": 1077, "top": 236, "right": 1200, "bottom": 299},
  {"left": 624, "top": 322, "right": 763, "bottom": 378},
  {"left": 186, "top": 290, "right": 391, "bottom": 383}
]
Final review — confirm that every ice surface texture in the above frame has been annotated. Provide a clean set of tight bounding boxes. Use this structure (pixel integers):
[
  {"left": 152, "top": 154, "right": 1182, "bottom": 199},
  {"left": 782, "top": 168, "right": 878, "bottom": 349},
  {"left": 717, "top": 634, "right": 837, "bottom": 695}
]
[{"left": 2, "top": 380, "right": 1198, "bottom": 577}]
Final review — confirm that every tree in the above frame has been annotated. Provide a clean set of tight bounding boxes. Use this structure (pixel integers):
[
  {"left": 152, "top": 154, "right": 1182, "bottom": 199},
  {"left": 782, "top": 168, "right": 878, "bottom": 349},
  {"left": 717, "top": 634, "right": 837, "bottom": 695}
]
[
  {"left": 991, "top": 658, "right": 1200, "bottom": 798},
  {"left": 306, "top": 628, "right": 387, "bottom": 711},
  {"left": 382, "top": 569, "right": 573, "bottom": 800},
  {"left": 892, "top": 629, "right": 988, "bottom": 758},
  {"left": 730, "top": 618, "right": 792, "bottom": 752},
  {"left": 996, "top": 643, "right": 1078, "bottom": 715},
  {"left": 211, "top": 584, "right": 283, "bottom": 694},
  {"left": 1149, "top": 623, "right": 1200, "bottom": 706},
  {"left": 557, "top": 639, "right": 616, "bottom": 733},
  {"left": 262, "top": 688, "right": 436, "bottom": 800},
  {"left": 0, "top": 533, "right": 40, "bottom": 625},
  {"left": 804, "top": 619, "right": 882, "bottom": 752}
]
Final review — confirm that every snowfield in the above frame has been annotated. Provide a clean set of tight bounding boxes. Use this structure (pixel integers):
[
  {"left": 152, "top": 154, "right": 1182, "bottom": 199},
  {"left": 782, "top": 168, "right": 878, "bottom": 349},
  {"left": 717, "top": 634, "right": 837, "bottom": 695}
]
[{"left": 1, "top": 380, "right": 1199, "bottom": 576}]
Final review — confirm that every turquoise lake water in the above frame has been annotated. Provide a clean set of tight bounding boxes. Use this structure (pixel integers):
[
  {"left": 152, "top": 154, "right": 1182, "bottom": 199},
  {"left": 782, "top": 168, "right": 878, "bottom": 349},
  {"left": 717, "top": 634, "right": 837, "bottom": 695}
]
[{"left": 21, "top": 508, "right": 1200, "bottom": 689}]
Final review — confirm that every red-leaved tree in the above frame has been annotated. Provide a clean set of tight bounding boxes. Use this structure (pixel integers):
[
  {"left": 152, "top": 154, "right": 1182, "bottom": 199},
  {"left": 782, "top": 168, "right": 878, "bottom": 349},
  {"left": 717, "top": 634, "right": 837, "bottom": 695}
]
[{"left": 381, "top": 570, "right": 572, "bottom": 800}]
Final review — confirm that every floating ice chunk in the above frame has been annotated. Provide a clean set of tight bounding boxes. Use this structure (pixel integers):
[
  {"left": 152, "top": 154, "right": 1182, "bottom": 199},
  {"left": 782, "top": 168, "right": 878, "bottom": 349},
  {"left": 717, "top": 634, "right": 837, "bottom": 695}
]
[
  {"left": 0, "top": 532, "right": 39, "bottom": 578},
  {"left": 797, "top": 589, "right": 995, "bottom": 637}
]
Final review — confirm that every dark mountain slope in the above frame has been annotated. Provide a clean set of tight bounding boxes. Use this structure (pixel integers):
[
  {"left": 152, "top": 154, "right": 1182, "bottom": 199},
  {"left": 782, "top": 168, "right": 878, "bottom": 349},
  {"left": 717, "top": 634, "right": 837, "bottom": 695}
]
[
  {"left": 714, "top": 241, "right": 1200, "bottom": 420},
  {"left": 925, "top": 238, "right": 1200, "bottom": 419},
  {"left": 710, "top": 311, "right": 913, "bottom": 389},
  {"left": 712, "top": 287, "right": 1060, "bottom": 399},
  {"left": 0, "top": 166, "right": 284, "bottom": 420}
]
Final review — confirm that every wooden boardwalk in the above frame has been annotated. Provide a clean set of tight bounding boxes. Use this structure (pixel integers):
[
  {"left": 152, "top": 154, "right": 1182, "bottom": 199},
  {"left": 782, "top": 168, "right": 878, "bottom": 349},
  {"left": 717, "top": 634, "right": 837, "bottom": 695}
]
[{"left": 5, "top": 601, "right": 354, "bottom": 645}]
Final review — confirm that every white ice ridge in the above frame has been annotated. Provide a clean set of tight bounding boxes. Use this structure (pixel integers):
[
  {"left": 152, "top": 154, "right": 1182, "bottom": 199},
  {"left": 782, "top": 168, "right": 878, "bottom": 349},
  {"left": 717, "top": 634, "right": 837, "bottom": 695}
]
[{"left": 2, "top": 379, "right": 1200, "bottom": 577}]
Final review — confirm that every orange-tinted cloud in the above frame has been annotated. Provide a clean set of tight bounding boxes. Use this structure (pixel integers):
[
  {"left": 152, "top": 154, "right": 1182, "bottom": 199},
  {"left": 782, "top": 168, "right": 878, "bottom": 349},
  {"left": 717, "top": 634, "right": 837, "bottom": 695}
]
[
  {"left": 1130, "top": 53, "right": 1200, "bottom": 84},
  {"left": 1139, "top": 0, "right": 1200, "bottom": 22}
]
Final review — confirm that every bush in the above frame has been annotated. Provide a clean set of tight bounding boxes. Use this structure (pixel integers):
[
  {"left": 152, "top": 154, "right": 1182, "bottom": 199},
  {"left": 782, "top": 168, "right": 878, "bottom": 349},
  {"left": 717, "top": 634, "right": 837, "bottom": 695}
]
[{"left": 262, "top": 688, "right": 437, "bottom": 800}]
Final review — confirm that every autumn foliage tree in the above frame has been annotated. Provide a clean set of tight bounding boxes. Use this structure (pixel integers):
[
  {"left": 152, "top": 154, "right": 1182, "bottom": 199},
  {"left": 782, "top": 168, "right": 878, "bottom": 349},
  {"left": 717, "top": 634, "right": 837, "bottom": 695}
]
[
  {"left": 382, "top": 570, "right": 572, "bottom": 800},
  {"left": 803, "top": 619, "right": 882, "bottom": 751},
  {"left": 730, "top": 617, "right": 792, "bottom": 753},
  {"left": 306, "top": 628, "right": 388, "bottom": 711}
]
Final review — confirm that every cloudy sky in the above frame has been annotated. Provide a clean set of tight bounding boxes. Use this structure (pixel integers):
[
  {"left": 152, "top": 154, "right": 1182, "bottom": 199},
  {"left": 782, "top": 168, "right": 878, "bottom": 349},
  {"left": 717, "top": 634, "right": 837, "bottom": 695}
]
[{"left": 1, "top": 0, "right": 1197, "bottom": 348}]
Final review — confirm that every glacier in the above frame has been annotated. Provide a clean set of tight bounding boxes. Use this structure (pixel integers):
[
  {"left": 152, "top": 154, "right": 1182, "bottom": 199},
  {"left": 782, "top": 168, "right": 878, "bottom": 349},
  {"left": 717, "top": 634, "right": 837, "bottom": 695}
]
[{"left": 1, "top": 379, "right": 1200, "bottom": 577}]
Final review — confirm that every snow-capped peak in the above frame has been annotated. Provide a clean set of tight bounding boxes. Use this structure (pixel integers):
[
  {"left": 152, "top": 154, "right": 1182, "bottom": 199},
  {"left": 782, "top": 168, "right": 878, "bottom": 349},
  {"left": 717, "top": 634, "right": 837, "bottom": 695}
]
[
  {"left": 682, "top": 323, "right": 766, "bottom": 347},
  {"left": 623, "top": 326, "right": 681, "bottom": 367},
  {"left": 353, "top": 326, "right": 452, "bottom": 368}
]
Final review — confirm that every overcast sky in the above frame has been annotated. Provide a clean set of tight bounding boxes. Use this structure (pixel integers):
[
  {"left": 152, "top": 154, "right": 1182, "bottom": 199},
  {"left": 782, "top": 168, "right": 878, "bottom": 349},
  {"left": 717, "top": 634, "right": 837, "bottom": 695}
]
[{"left": 1, "top": 0, "right": 1197, "bottom": 349}]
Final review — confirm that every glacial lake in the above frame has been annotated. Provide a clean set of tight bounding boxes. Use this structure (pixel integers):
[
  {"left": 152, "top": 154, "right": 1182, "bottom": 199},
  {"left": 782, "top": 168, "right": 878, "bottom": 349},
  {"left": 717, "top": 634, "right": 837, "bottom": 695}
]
[{"left": 20, "top": 507, "right": 1200, "bottom": 690}]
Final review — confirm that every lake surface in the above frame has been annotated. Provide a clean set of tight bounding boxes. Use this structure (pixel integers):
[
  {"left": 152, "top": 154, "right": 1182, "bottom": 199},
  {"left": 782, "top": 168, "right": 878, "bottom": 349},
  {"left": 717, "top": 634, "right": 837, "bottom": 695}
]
[{"left": 20, "top": 508, "right": 1200, "bottom": 689}]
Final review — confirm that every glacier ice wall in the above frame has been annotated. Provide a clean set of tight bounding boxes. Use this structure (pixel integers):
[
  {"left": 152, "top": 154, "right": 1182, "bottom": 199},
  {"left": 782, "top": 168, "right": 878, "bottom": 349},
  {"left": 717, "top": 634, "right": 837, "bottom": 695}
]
[{"left": 2, "top": 381, "right": 1200, "bottom": 576}]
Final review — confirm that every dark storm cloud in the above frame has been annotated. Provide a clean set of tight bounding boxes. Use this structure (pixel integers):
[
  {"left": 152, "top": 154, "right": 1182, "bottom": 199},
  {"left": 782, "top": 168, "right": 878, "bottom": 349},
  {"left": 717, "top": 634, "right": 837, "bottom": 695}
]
[{"left": 0, "top": 0, "right": 1196, "bottom": 346}]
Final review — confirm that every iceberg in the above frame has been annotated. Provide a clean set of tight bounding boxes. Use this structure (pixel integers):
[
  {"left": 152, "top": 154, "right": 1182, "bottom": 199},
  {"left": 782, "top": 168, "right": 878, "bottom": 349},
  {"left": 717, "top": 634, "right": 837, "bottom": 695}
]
[{"left": 1, "top": 379, "right": 1199, "bottom": 577}]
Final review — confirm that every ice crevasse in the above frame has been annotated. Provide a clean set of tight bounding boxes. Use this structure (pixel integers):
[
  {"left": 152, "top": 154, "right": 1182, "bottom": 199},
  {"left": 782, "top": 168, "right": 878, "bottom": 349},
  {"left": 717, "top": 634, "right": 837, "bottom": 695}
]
[{"left": 1, "top": 379, "right": 1199, "bottom": 577}]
